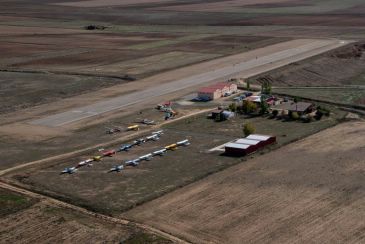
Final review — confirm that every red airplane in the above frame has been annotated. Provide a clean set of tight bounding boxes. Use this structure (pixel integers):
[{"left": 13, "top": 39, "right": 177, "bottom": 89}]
[{"left": 102, "top": 149, "right": 116, "bottom": 157}]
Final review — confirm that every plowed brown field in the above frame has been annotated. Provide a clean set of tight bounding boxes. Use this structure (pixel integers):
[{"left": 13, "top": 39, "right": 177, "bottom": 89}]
[{"left": 126, "top": 121, "right": 365, "bottom": 244}]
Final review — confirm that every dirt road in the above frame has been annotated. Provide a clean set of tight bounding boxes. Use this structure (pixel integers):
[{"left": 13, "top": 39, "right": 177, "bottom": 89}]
[
  {"left": 125, "top": 121, "right": 365, "bottom": 243},
  {"left": 31, "top": 39, "right": 349, "bottom": 127}
]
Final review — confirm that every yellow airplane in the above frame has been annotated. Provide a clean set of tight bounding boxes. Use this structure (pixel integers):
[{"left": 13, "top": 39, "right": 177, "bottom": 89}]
[
  {"left": 127, "top": 125, "right": 139, "bottom": 131},
  {"left": 165, "top": 143, "right": 178, "bottom": 150},
  {"left": 93, "top": 155, "right": 102, "bottom": 161}
]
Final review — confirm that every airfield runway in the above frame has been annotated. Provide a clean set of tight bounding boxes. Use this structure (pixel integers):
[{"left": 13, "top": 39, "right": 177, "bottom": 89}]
[{"left": 31, "top": 39, "right": 348, "bottom": 127}]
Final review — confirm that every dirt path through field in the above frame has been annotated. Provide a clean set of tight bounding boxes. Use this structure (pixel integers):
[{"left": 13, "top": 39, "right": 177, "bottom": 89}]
[{"left": 125, "top": 120, "right": 365, "bottom": 243}]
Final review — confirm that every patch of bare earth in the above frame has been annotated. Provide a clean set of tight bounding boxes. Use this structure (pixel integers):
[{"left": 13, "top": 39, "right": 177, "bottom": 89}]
[{"left": 125, "top": 121, "right": 365, "bottom": 244}]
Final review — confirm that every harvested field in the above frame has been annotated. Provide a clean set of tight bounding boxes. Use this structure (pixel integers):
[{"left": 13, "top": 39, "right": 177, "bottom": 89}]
[
  {"left": 125, "top": 121, "right": 365, "bottom": 244},
  {"left": 54, "top": 0, "right": 173, "bottom": 7},
  {"left": 88, "top": 51, "right": 222, "bottom": 76},
  {"left": 234, "top": 14, "right": 365, "bottom": 27},
  {"left": 0, "top": 71, "right": 126, "bottom": 115},
  {"left": 251, "top": 42, "right": 365, "bottom": 87},
  {"left": 3, "top": 105, "right": 346, "bottom": 215},
  {"left": 0, "top": 189, "right": 169, "bottom": 243},
  {"left": 152, "top": 0, "right": 294, "bottom": 12}
]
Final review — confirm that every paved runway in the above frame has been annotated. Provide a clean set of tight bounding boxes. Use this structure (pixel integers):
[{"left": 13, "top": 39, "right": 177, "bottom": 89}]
[{"left": 30, "top": 39, "right": 348, "bottom": 127}]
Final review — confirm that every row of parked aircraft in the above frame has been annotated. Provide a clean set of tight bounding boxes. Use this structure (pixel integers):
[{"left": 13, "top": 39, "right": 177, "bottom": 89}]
[
  {"left": 61, "top": 130, "right": 164, "bottom": 174},
  {"left": 109, "top": 139, "right": 190, "bottom": 172}
]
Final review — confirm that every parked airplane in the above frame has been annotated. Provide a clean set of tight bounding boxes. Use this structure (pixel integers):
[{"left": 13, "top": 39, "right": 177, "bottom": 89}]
[
  {"left": 61, "top": 167, "right": 77, "bottom": 174},
  {"left": 133, "top": 138, "right": 145, "bottom": 146},
  {"left": 165, "top": 143, "right": 178, "bottom": 150},
  {"left": 152, "top": 130, "right": 164, "bottom": 136},
  {"left": 125, "top": 159, "right": 140, "bottom": 167},
  {"left": 146, "top": 134, "right": 160, "bottom": 141},
  {"left": 152, "top": 148, "right": 167, "bottom": 156},
  {"left": 77, "top": 158, "right": 93, "bottom": 168},
  {"left": 127, "top": 125, "right": 139, "bottom": 131},
  {"left": 93, "top": 155, "right": 102, "bottom": 161},
  {"left": 102, "top": 149, "right": 116, "bottom": 157},
  {"left": 177, "top": 139, "right": 190, "bottom": 146},
  {"left": 139, "top": 153, "right": 153, "bottom": 161},
  {"left": 118, "top": 144, "right": 132, "bottom": 152},
  {"left": 109, "top": 165, "right": 124, "bottom": 172},
  {"left": 105, "top": 126, "right": 122, "bottom": 134},
  {"left": 137, "top": 118, "right": 156, "bottom": 125}
]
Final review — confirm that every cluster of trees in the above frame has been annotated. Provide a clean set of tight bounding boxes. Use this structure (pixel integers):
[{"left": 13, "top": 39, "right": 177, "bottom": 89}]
[{"left": 228, "top": 99, "right": 269, "bottom": 115}]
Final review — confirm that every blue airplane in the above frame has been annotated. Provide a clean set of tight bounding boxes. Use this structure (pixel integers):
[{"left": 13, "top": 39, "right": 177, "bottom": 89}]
[
  {"left": 61, "top": 167, "right": 77, "bottom": 174},
  {"left": 118, "top": 144, "right": 132, "bottom": 152}
]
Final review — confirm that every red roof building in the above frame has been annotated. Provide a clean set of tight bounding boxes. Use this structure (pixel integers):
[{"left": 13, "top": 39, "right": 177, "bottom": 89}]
[{"left": 197, "top": 82, "right": 238, "bottom": 101}]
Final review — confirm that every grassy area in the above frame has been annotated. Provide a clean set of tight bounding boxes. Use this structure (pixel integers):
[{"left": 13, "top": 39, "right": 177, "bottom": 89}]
[
  {"left": 273, "top": 87, "right": 365, "bottom": 107},
  {"left": 9, "top": 104, "right": 346, "bottom": 215},
  {"left": 0, "top": 188, "right": 36, "bottom": 217},
  {"left": 351, "top": 72, "right": 365, "bottom": 85}
]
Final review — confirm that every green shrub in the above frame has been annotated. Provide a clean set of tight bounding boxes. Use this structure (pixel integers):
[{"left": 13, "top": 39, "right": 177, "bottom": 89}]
[
  {"left": 241, "top": 100, "right": 257, "bottom": 114},
  {"left": 243, "top": 123, "right": 255, "bottom": 136},
  {"left": 291, "top": 112, "right": 299, "bottom": 120}
]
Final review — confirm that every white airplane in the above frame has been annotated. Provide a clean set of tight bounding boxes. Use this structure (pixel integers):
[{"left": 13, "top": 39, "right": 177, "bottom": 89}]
[
  {"left": 125, "top": 159, "right": 140, "bottom": 167},
  {"left": 77, "top": 159, "right": 93, "bottom": 168},
  {"left": 152, "top": 148, "right": 167, "bottom": 156},
  {"left": 133, "top": 138, "right": 145, "bottom": 146},
  {"left": 109, "top": 165, "right": 124, "bottom": 172},
  {"left": 61, "top": 167, "right": 77, "bottom": 174},
  {"left": 152, "top": 130, "right": 163, "bottom": 136},
  {"left": 146, "top": 134, "right": 160, "bottom": 141},
  {"left": 139, "top": 153, "right": 153, "bottom": 161},
  {"left": 177, "top": 139, "right": 190, "bottom": 146}
]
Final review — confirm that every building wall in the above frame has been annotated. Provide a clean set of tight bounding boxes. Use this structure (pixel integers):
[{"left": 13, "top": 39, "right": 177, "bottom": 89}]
[{"left": 198, "top": 90, "right": 221, "bottom": 100}]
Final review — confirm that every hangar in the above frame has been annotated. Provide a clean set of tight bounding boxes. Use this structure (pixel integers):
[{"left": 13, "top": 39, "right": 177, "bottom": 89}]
[{"left": 225, "top": 134, "right": 276, "bottom": 156}]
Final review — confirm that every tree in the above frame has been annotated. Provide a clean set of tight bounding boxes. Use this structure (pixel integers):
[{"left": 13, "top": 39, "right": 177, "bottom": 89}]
[
  {"left": 259, "top": 96, "right": 269, "bottom": 114},
  {"left": 293, "top": 97, "right": 299, "bottom": 103},
  {"left": 291, "top": 111, "right": 299, "bottom": 120},
  {"left": 228, "top": 103, "right": 237, "bottom": 112},
  {"left": 243, "top": 123, "right": 255, "bottom": 136},
  {"left": 315, "top": 110, "right": 323, "bottom": 120},
  {"left": 272, "top": 110, "right": 279, "bottom": 117},
  {"left": 261, "top": 80, "right": 272, "bottom": 95},
  {"left": 215, "top": 112, "right": 222, "bottom": 122},
  {"left": 246, "top": 80, "right": 250, "bottom": 90},
  {"left": 241, "top": 100, "right": 257, "bottom": 114}
]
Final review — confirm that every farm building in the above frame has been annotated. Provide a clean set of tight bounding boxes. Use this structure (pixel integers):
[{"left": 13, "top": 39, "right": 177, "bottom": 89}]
[
  {"left": 246, "top": 134, "right": 277, "bottom": 147},
  {"left": 225, "top": 134, "right": 276, "bottom": 156},
  {"left": 198, "top": 82, "right": 237, "bottom": 101},
  {"left": 272, "top": 101, "right": 314, "bottom": 115},
  {"left": 225, "top": 142, "right": 256, "bottom": 156},
  {"left": 244, "top": 95, "right": 276, "bottom": 105}
]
